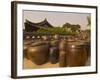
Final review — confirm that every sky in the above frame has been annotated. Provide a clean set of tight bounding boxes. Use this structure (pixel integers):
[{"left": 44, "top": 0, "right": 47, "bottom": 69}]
[{"left": 23, "top": 10, "right": 90, "bottom": 30}]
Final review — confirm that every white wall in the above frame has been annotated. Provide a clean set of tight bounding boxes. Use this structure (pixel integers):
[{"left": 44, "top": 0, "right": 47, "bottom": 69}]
[{"left": 0, "top": 0, "right": 100, "bottom": 80}]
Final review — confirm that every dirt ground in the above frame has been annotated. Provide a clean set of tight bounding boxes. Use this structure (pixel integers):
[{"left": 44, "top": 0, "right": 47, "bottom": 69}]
[
  {"left": 23, "top": 58, "right": 59, "bottom": 69},
  {"left": 23, "top": 56, "right": 90, "bottom": 69}
]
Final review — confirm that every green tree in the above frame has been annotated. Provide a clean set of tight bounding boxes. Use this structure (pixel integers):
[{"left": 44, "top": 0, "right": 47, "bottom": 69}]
[
  {"left": 71, "top": 24, "right": 81, "bottom": 33},
  {"left": 63, "top": 22, "right": 81, "bottom": 35},
  {"left": 63, "top": 23, "right": 71, "bottom": 28},
  {"left": 87, "top": 16, "right": 91, "bottom": 30}
]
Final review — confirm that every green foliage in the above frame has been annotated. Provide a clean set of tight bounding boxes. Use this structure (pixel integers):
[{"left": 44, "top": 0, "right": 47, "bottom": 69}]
[
  {"left": 87, "top": 16, "right": 91, "bottom": 30},
  {"left": 63, "top": 23, "right": 71, "bottom": 28},
  {"left": 63, "top": 23, "right": 81, "bottom": 34},
  {"left": 35, "top": 22, "right": 82, "bottom": 35},
  {"left": 87, "top": 16, "right": 91, "bottom": 26},
  {"left": 37, "top": 27, "right": 77, "bottom": 35}
]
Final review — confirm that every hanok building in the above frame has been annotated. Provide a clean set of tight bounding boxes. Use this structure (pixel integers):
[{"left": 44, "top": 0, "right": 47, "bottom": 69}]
[
  {"left": 24, "top": 18, "right": 53, "bottom": 32},
  {"left": 24, "top": 19, "right": 54, "bottom": 40}
]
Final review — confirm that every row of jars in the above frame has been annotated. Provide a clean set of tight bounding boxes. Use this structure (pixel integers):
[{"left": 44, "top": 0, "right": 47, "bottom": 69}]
[{"left": 24, "top": 39, "right": 90, "bottom": 67}]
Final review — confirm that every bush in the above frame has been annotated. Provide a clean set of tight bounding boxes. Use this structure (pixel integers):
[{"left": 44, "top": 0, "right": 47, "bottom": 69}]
[{"left": 37, "top": 27, "right": 76, "bottom": 35}]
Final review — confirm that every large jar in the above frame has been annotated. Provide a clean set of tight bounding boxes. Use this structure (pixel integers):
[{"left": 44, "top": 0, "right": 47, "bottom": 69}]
[
  {"left": 27, "top": 42, "right": 50, "bottom": 65},
  {"left": 59, "top": 40, "right": 67, "bottom": 67},
  {"left": 23, "top": 40, "right": 32, "bottom": 59},
  {"left": 84, "top": 41, "right": 90, "bottom": 57},
  {"left": 49, "top": 40, "right": 59, "bottom": 64},
  {"left": 23, "top": 45, "right": 28, "bottom": 59},
  {"left": 49, "top": 47, "right": 59, "bottom": 64},
  {"left": 66, "top": 42, "right": 88, "bottom": 67},
  {"left": 59, "top": 51, "right": 66, "bottom": 67}
]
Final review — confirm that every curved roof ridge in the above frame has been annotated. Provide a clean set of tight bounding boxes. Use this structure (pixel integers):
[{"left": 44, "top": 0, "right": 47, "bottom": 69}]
[
  {"left": 25, "top": 18, "right": 53, "bottom": 27},
  {"left": 25, "top": 18, "right": 48, "bottom": 24}
]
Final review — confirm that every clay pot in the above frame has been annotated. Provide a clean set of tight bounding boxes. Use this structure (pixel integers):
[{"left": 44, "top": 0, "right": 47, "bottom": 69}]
[
  {"left": 49, "top": 40, "right": 59, "bottom": 64},
  {"left": 59, "top": 40, "right": 67, "bottom": 67},
  {"left": 23, "top": 41, "right": 32, "bottom": 59},
  {"left": 49, "top": 47, "right": 59, "bottom": 64},
  {"left": 23, "top": 45, "right": 28, "bottom": 59},
  {"left": 59, "top": 51, "right": 66, "bottom": 67},
  {"left": 27, "top": 42, "right": 49, "bottom": 65},
  {"left": 50, "top": 40, "right": 59, "bottom": 47},
  {"left": 84, "top": 41, "right": 90, "bottom": 57},
  {"left": 66, "top": 42, "right": 88, "bottom": 67}
]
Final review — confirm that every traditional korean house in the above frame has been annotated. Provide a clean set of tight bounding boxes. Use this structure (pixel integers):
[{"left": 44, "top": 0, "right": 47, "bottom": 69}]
[{"left": 24, "top": 18, "right": 53, "bottom": 32}]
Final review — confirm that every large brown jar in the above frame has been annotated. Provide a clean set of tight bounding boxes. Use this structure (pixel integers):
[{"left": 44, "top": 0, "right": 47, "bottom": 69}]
[
  {"left": 66, "top": 42, "right": 88, "bottom": 67},
  {"left": 59, "top": 51, "right": 66, "bottom": 67},
  {"left": 49, "top": 40, "right": 59, "bottom": 64},
  {"left": 49, "top": 47, "right": 59, "bottom": 64},
  {"left": 23, "top": 41, "right": 32, "bottom": 59},
  {"left": 27, "top": 42, "right": 50, "bottom": 65},
  {"left": 59, "top": 40, "right": 67, "bottom": 67}
]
